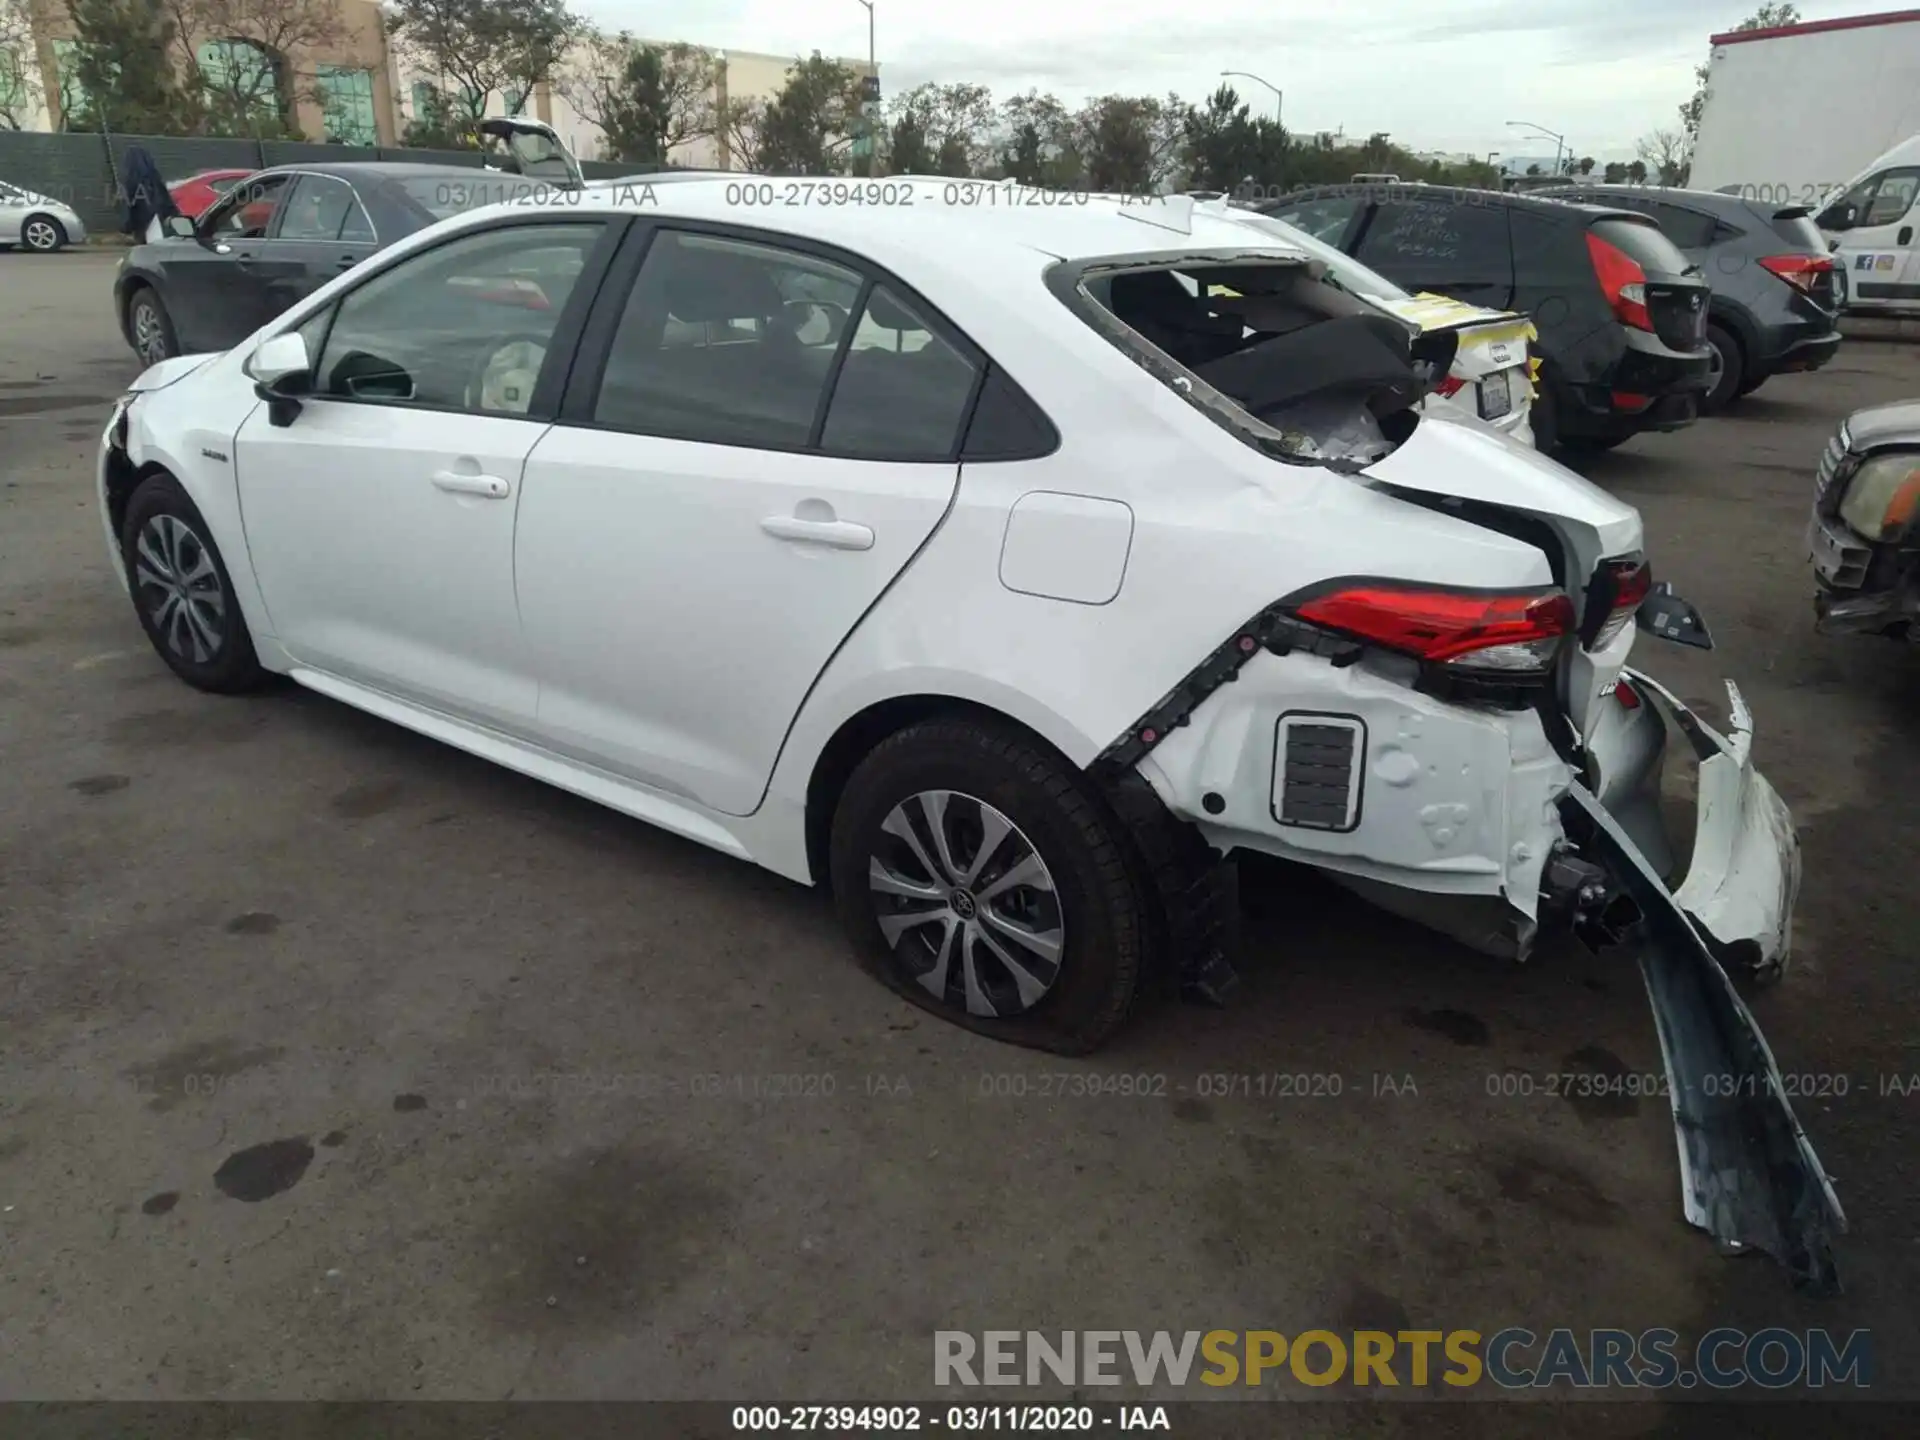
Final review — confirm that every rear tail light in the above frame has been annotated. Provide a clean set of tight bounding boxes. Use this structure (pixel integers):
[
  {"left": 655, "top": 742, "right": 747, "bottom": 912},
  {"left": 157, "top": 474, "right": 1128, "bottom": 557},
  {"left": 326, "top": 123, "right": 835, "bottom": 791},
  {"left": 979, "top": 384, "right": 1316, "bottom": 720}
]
[
  {"left": 1585, "top": 231, "right": 1652, "bottom": 331},
  {"left": 1292, "top": 582, "right": 1576, "bottom": 675},
  {"left": 1432, "top": 376, "right": 1466, "bottom": 398},
  {"left": 1611, "top": 390, "right": 1653, "bottom": 413},
  {"left": 1582, "top": 557, "right": 1652, "bottom": 650},
  {"left": 1758, "top": 253, "right": 1834, "bottom": 296}
]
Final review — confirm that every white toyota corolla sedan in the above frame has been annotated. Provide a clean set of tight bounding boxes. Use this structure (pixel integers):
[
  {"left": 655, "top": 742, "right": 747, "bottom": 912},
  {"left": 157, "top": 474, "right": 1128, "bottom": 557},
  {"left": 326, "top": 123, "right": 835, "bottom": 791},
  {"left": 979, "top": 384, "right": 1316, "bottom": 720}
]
[{"left": 96, "top": 177, "right": 1841, "bottom": 1287}]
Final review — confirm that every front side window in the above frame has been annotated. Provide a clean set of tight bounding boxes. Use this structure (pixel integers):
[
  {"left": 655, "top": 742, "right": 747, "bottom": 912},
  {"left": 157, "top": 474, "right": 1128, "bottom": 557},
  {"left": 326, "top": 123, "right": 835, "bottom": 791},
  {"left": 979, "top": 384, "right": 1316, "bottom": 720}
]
[
  {"left": 277, "top": 176, "right": 361, "bottom": 242},
  {"left": 593, "top": 230, "right": 862, "bottom": 448},
  {"left": 314, "top": 222, "right": 601, "bottom": 414},
  {"left": 1863, "top": 169, "right": 1920, "bottom": 227},
  {"left": 1265, "top": 195, "right": 1363, "bottom": 244},
  {"left": 204, "top": 174, "right": 292, "bottom": 238}
]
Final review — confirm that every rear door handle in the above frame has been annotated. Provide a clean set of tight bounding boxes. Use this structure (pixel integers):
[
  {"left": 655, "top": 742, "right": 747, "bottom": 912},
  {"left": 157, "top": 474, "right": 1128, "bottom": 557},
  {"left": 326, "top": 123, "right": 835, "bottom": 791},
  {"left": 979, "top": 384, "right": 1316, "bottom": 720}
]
[
  {"left": 760, "top": 515, "right": 874, "bottom": 550},
  {"left": 431, "top": 469, "right": 511, "bottom": 499}
]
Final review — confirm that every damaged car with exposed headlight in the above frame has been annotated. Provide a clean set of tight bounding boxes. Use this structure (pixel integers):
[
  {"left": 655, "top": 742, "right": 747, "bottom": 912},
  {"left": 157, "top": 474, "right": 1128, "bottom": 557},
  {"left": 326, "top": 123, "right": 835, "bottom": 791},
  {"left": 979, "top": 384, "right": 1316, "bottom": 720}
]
[
  {"left": 1810, "top": 399, "right": 1920, "bottom": 639},
  {"left": 94, "top": 178, "right": 1841, "bottom": 1291}
]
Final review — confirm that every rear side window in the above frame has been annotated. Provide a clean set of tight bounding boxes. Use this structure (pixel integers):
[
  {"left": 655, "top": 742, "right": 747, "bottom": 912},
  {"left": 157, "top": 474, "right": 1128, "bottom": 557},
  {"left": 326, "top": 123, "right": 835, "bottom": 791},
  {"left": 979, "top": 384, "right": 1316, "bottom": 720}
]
[
  {"left": 819, "top": 285, "right": 980, "bottom": 460},
  {"left": 1355, "top": 199, "right": 1511, "bottom": 294},
  {"left": 1642, "top": 202, "right": 1720, "bottom": 250},
  {"left": 1588, "top": 217, "right": 1695, "bottom": 277}
]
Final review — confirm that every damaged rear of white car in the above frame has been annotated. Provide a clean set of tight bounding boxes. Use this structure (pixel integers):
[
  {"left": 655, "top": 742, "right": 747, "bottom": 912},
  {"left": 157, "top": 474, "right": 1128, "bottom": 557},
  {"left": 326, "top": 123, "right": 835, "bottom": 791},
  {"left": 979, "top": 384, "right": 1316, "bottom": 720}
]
[{"left": 1037, "top": 220, "right": 1841, "bottom": 1292}]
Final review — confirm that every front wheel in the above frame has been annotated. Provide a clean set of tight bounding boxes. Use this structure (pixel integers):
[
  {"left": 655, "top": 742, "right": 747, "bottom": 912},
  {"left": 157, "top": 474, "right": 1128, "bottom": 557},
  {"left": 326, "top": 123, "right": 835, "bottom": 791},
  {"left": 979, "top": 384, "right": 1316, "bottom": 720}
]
[
  {"left": 121, "top": 474, "right": 268, "bottom": 693},
  {"left": 127, "top": 288, "right": 178, "bottom": 365},
  {"left": 830, "top": 718, "right": 1148, "bottom": 1054},
  {"left": 21, "top": 215, "right": 67, "bottom": 252}
]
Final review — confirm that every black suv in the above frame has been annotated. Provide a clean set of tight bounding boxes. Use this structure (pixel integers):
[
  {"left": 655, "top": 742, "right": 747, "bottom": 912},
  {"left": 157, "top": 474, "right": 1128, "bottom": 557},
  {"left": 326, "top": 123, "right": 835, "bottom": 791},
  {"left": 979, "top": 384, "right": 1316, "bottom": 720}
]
[
  {"left": 1260, "top": 185, "right": 1713, "bottom": 451},
  {"left": 1544, "top": 185, "right": 1841, "bottom": 412}
]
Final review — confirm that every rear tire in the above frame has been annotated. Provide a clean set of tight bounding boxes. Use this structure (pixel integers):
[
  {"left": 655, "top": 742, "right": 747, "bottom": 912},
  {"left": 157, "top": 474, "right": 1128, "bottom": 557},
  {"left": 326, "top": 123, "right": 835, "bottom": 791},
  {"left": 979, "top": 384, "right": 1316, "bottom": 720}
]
[
  {"left": 120, "top": 473, "right": 268, "bottom": 694},
  {"left": 1736, "top": 372, "right": 1769, "bottom": 398},
  {"left": 21, "top": 215, "right": 66, "bottom": 253},
  {"left": 1700, "top": 323, "right": 1743, "bottom": 414},
  {"left": 829, "top": 717, "right": 1147, "bottom": 1055}
]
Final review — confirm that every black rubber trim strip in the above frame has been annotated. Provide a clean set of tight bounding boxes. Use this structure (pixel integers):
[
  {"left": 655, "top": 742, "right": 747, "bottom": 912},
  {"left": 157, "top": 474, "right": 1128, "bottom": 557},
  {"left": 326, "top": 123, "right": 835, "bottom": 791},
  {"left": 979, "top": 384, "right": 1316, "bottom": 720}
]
[{"left": 1087, "top": 604, "right": 1361, "bottom": 782}]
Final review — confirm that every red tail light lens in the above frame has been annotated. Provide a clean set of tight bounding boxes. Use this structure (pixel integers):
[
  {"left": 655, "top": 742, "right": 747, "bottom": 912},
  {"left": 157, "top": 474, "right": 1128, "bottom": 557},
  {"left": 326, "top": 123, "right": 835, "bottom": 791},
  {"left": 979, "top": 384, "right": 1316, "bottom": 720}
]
[
  {"left": 1585, "top": 231, "right": 1652, "bottom": 331},
  {"left": 1585, "top": 557, "right": 1652, "bottom": 650},
  {"left": 1758, "top": 253, "right": 1833, "bottom": 295},
  {"left": 1294, "top": 583, "right": 1576, "bottom": 672},
  {"left": 1432, "top": 376, "right": 1466, "bottom": 398}
]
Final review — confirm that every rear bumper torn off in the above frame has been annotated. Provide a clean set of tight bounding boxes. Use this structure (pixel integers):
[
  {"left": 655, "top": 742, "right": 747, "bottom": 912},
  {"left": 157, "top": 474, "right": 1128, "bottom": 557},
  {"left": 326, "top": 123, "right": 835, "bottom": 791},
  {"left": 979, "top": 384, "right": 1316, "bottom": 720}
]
[{"left": 1573, "top": 672, "right": 1844, "bottom": 1292}]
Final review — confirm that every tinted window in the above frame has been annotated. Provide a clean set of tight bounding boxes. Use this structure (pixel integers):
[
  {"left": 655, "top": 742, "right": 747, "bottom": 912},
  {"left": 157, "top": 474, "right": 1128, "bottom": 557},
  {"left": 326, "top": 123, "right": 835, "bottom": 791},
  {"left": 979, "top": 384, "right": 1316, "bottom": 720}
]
[
  {"left": 820, "top": 285, "right": 979, "bottom": 459},
  {"left": 594, "top": 230, "right": 860, "bottom": 448},
  {"left": 1637, "top": 202, "right": 1719, "bottom": 250},
  {"left": 1864, "top": 168, "right": 1920, "bottom": 226},
  {"left": 1264, "top": 195, "right": 1363, "bottom": 244},
  {"left": 1355, "top": 198, "right": 1511, "bottom": 291},
  {"left": 1589, "top": 217, "right": 1695, "bottom": 276},
  {"left": 960, "top": 366, "right": 1057, "bottom": 461},
  {"left": 205, "top": 174, "right": 291, "bottom": 238},
  {"left": 1765, "top": 209, "right": 1826, "bottom": 251},
  {"left": 209, "top": 176, "right": 243, "bottom": 197},
  {"left": 277, "top": 175, "right": 359, "bottom": 241},
  {"left": 314, "top": 222, "right": 600, "bottom": 413}
]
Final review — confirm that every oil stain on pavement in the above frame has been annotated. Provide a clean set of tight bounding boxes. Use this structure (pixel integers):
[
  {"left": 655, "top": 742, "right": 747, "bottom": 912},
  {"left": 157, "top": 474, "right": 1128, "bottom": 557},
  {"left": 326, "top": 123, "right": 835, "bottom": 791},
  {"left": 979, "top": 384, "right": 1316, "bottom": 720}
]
[
  {"left": 213, "top": 1137, "right": 314, "bottom": 1202},
  {"left": 472, "top": 1145, "right": 737, "bottom": 1337}
]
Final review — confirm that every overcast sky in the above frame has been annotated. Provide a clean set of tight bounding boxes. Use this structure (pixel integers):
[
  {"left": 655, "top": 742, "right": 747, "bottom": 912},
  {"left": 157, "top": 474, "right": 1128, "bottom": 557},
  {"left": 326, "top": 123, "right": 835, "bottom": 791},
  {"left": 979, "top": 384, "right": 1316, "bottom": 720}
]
[{"left": 593, "top": 0, "right": 1870, "bottom": 160}]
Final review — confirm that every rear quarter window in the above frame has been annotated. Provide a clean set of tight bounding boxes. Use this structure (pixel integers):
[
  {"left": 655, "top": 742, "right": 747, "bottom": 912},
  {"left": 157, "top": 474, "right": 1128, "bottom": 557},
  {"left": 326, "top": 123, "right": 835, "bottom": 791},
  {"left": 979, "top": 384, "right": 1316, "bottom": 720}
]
[
  {"left": 1589, "top": 217, "right": 1696, "bottom": 277},
  {"left": 1765, "top": 208, "right": 1828, "bottom": 252}
]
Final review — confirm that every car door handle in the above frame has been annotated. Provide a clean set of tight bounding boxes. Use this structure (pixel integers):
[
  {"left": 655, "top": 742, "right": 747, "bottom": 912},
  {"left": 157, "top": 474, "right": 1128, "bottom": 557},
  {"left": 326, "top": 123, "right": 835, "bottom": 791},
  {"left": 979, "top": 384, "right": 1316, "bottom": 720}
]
[
  {"left": 431, "top": 469, "right": 511, "bottom": 499},
  {"left": 337, "top": 255, "right": 359, "bottom": 270},
  {"left": 760, "top": 515, "right": 874, "bottom": 550}
]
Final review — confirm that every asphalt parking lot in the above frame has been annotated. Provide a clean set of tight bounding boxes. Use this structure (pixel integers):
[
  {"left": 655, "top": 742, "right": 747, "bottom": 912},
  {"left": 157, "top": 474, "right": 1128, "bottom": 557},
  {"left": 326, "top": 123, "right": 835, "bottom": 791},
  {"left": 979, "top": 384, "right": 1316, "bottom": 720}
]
[{"left": 2, "top": 250, "right": 1918, "bottom": 1432}]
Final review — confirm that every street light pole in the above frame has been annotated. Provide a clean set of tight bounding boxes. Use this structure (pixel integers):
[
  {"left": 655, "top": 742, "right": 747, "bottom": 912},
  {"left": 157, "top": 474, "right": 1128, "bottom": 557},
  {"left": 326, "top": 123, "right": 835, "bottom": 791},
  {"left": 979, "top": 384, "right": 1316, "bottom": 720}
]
[
  {"left": 1219, "top": 70, "right": 1282, "bottom": 129},
  {"left": 854, "top": 0, "right": 876, "bottom": 176},
  {"left": 1506, "top": 119, "right": 1566, "bottom": 175}
]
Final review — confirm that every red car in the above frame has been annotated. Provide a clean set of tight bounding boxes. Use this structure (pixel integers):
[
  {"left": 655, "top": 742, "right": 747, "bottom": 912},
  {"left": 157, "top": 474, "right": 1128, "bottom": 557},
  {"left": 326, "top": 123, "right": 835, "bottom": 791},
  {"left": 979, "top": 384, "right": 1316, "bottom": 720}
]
[{"left": 167, "top": 168, "right": 255, "bottom": 220}]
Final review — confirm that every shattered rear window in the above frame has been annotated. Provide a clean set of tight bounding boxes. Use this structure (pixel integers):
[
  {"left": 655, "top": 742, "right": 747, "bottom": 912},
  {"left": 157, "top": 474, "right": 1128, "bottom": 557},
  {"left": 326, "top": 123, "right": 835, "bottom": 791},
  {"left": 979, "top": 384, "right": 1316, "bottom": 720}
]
[{"left": 1059, "top": 253, "right": 1427, "bottom": 467}]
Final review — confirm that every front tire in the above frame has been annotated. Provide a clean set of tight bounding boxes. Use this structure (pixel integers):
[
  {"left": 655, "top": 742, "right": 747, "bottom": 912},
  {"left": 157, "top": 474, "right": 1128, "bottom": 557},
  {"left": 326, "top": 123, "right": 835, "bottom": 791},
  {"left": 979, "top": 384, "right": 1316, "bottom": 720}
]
[
  {"left": 830, "top": 718, "right": 1147, "bottom": 1055},
  {"left": 21, "top": 215, "right": 67, "bottom": 252},
  {"left": 120, "top": 474, "right": 268, "bottom": 694},
  {"left": 127, "top": 288, "right": 178, "bottom": 365}
]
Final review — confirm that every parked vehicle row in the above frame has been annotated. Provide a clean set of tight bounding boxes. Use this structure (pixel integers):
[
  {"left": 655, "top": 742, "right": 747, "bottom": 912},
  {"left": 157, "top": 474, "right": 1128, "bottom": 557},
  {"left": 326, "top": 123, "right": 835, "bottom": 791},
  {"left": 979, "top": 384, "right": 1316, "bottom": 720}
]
[
  {"left": 0, "top": 177, "right": 87, "bottom": 252},
  {"left": 96, "top": 176, "right": 1842, "bottom": 1290}
]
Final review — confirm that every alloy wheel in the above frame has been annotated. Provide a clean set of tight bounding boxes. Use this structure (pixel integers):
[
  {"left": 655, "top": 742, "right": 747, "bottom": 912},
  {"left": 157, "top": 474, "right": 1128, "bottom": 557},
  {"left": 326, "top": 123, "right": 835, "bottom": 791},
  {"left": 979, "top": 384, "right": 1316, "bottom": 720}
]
[
  {"left": 867, "top": 789, "right": 1065, "bottom": 1018},
  {"left": 133, "top": 514, "right": 226, "bottom": 663},
  {"left": 24, "top": 219, "right": 58, "bottom": 251},
  {"left": 133, "top": 301, "right": 170, "bottom": 363}
]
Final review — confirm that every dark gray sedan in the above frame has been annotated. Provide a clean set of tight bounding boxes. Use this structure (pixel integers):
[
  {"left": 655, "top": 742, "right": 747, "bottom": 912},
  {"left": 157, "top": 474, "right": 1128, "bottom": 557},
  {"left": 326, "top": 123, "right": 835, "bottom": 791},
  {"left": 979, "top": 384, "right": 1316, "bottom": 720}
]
[{"left": 113, "top": 162, "right": 555, "bottom": 364}]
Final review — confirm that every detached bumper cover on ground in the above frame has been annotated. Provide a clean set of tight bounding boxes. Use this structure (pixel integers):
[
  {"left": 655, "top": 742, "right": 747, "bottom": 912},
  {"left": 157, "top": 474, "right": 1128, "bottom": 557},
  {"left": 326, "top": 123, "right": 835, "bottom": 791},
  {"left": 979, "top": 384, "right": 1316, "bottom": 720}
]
[{"left": 1578, "top": 673, "right": 1843, "bottom": 1293}]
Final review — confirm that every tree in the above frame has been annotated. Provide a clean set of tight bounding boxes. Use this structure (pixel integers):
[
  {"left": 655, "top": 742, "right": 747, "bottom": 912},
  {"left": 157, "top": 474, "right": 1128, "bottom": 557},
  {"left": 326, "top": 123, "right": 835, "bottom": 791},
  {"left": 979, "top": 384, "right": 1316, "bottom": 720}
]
[
  {"left": 996, "top": 89, "right": 1079, "bottom": 187},
  {"left": 1681, "top": 3, "right": 1797, "bottom": 143},
  {"left": 1, "top": 0, "right": 42, "bottom": 129},
  {"left": 1603, "top": 160, "right": 1628, "bottom": 183},
  {"left": 158, "top": 0, "right": 348, "bottom": 139},
  {"left": 883, "top": 82, "right": 991, "bottom": 177},
  {"left": 62, "top": 0, "right": 200, "bottom": 132},
  {"left": 1637, "top": 127, "right": 1690, "bottom": 186},
  {"left": 1525, "top": 162, "right": 1542, "bottom": 177},
  {"left": 1575, "top": 155, "right": 1595, "bottom": 176},
  {"left": 386, "top": 0, "right": 578, "bottom": 143},
  {"left": 1626, "top": 158, "right": 1648, "bottom": 185},
  {"left": 725, "top": 52, "right": 861, "bottom": 174},
  {"left": 1072, "top": 93, "right": 1184, "bottom": 193},
  {"left": 1184, "top": 84, "right": 1262, "bottom": 193},
  {"left": 557, "top": 30, "right": 713, "bottom": 165}
]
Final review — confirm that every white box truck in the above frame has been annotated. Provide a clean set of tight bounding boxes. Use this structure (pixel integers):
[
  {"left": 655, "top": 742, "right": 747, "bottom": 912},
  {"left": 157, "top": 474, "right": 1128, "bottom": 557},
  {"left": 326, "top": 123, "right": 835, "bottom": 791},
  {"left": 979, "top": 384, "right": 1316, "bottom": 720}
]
[{"left": 1690, "top": 9, "right": 1920, "bottom": 314}]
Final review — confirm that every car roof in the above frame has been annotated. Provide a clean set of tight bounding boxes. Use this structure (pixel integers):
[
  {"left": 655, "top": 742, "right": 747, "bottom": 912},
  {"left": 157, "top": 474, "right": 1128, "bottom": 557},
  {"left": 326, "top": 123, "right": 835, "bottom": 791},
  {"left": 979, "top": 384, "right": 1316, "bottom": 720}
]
[
  {"left": 1271, "top": 182, "right": 1636, "bottom": 221},
  {"left": 565, "top": 176, "right": 1313, "bottom": 272},
  {"left": 254, "top": 161, "right": 491, "bottom": 184},
  {"left": 1538, "top": 183, "right": 1776, "bottom": 218}
]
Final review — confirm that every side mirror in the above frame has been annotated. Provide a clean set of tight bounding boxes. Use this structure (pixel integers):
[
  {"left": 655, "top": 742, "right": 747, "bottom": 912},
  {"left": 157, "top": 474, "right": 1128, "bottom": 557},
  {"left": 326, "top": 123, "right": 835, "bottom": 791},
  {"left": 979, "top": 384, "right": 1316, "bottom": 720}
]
[
  {"left": 245, "top": 331, "right": 313, "bottom": 427},
  {"left": 162, "top": 214, "right": 197, "bottom": 240},
  {"left": 1820, "top": 202, "right": 1858, "bottom": 232}
]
